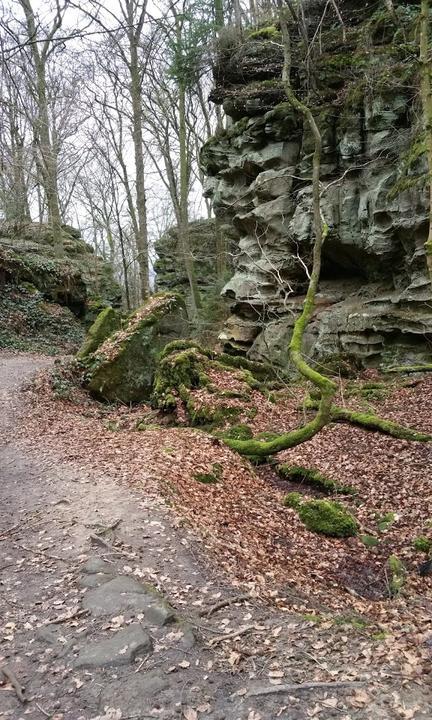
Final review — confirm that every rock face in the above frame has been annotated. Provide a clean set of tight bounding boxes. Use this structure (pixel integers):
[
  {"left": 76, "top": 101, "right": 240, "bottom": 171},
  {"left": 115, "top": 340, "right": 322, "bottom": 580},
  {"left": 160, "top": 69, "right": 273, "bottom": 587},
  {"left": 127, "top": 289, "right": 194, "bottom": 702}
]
[
  {"left": 155, "top": 219, "right": 220, "bottom": 298},
  {"left": 0, "top": 222, "right": 121, "bottom": 353},
  {"left": 201, "top": 3, "right": 432, "bottom": 367},
  {"left": 0, "top": 222, "right": 121, "bottom": 316},
  {"left": 85, "top": 293, "right": 188, "bottom": 403},
  {"left": 154, "top": 219, "right": 232, "bottom": 340}
]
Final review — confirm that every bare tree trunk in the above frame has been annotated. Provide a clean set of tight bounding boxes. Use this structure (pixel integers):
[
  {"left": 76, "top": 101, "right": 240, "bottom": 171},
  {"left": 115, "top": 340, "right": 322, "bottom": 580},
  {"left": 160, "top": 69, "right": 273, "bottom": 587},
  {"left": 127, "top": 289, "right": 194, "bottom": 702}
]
[
  {"left": 127, "top": 0, "right": 150, "bottom": 300},
  {"left": 420, "top": 0, "right": 432, "bottom": 288},
  {"left": 19, "top": 0, "right": 63, "bottom": 251}
]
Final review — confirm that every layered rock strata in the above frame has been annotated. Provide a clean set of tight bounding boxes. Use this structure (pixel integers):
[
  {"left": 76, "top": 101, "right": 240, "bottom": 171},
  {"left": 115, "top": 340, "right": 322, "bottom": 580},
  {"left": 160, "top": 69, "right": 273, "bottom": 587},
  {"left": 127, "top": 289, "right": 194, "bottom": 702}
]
[{"left": 201, "top": 2, "right": 432, "bottom": 367}]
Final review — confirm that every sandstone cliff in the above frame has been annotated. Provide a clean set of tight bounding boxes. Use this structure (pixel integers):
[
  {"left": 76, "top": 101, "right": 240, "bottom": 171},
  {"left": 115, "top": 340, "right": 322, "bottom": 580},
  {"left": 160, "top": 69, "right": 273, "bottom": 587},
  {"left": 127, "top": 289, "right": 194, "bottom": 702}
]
[{"left": 201, "top": 2, "right": 432, "bottom": 368}]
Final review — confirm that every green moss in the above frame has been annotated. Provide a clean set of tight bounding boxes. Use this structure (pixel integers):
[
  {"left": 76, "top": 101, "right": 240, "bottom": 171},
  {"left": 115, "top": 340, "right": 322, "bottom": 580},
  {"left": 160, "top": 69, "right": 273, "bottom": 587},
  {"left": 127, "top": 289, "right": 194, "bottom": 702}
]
[
  {"left": 219, "top": 424, "right": 253, "bottom": 440},
  {"left": 86, "top": 293, "right": 187, "bottom": 403},
  {"left": 413, "top": 536, "right": 432, "bottom": 553},
  {"left": 330, "top": 406, "right": 432, "bottom": 443},
  {"left": 153, "top": 347, "right": 207, "bottom": 411},
  {"left": 301, "top": 613, "right": 322, "bottom": 623},
  {"left": 334, "top": 615, "right": 369, "bottom": 630},
  {"left": 360, "top": 534, "right": 380, "bottom": 548},
  {"left": 246, "top": 25, "right": 280, "bottom": 41},
  {"left": 194, "top": 463, "right": 223, "bottom": 485},
  {"left": 77, "top": 306, "right": 121, "bottom": 360},
  {"left": 277, "top": 464, "right": 356, "bottom": 496},
  {"left": 376, "top": 511, "right": 396, "bottom": 533},
  {"left": 283, "top": 492, "right": 303, "bottom": 509},
  {"left": 188, "top": 400, "right": 241, "bottom": 427},
  {"left": 298, "top": 500, "right": 358, "bottom": 538}
]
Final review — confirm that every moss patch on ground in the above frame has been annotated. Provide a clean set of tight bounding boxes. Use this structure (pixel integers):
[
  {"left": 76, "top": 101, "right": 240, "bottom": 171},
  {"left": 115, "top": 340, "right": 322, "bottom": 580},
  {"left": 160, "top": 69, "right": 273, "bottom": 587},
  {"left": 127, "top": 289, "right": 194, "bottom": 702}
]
[{"left": 284, "top": 496, "right": 358, "bottom": 538}]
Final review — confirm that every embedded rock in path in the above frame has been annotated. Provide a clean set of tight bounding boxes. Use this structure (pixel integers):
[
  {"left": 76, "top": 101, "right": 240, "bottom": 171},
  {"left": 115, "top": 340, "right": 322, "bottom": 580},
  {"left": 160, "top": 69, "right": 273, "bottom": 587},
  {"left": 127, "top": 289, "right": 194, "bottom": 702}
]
[
  {"left": 74, "top": 623, "right": 152, "bottom": 668},
  {"left": 82, "top": 557, "right": 115, "bottom": 574},
  {"left": 82, "top": 574, "right": 176, "bottom": 624},
  {"left": 85, "top": 293, "right": 188, "bottom": 403}
]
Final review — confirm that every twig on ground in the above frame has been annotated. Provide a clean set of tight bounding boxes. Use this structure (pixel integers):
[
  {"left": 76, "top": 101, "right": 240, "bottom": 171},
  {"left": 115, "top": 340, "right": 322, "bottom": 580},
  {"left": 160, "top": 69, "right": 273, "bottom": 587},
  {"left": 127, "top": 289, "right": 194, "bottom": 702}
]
[
  {"left": 248, "top": 680, "right": 365, "bottom": 697},
  {"left": 47, "top": 607, "right": 88, "bottom": 624},
  {"left": 134, "top": 653, "right": 151, "bottom": 673},
  {"left": 14, "top": 543, "right": 65, "bottom": 562},
  {"left": 0, "top": 665, "right": 26, "bottom": 703},
  {"left": 89, "top": 532, "right": 126, "bottom": 552},
  {"left": 208, "top": 624, "right": 262, "bottom": 647},
  {"left": 0, "top": 523, "right": 20, "bottom": 540},
  {"left": 35, "top": 702, "right": 53, "bottom": 717},
  {"left": 89, "top": 533, "right": 134, "bottom": 558},
  {"left": 198, "top": 593, "right": 251, "bottom": 617}
]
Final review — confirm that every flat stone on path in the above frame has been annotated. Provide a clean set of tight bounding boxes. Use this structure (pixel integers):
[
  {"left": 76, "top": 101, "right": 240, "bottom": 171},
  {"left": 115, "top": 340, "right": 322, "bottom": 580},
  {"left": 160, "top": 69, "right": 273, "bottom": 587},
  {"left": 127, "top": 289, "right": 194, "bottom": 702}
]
[
  {"left": 82, "top": 557, "right": 115, "bottom": 574},
  {"left": 74, "top": 623, "right": 152, "bottom": 668},
  {"left": 79, "top": 573, "right": 116, "bottom": 588},
  {"left": 82, "top": 576, "right": 154, "bottom": 615},
  {"left": 82, "top": 575, "right": 176, "bottom": 624}
]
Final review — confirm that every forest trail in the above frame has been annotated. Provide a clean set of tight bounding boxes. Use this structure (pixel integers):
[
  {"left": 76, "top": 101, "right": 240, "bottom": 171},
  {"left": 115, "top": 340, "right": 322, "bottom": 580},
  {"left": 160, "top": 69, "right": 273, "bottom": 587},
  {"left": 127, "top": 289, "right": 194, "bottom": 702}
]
[{"left": 0, "top": 352, "right": 430, "bottom": 720}]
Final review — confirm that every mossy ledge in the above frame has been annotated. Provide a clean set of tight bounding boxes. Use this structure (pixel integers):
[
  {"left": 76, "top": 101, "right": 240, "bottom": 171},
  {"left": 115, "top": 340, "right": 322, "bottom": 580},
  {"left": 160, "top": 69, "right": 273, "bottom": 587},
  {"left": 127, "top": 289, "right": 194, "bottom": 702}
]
[{"left": 77, "top": 306, "right": 122, "bottom": 360}]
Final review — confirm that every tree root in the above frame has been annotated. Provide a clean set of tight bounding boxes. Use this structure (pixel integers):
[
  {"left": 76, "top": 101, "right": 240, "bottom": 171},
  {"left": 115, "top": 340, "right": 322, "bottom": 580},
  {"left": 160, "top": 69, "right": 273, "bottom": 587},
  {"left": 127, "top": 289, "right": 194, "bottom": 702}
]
[
  {"left": 247, "top": 680, "right": 365, "bottom": 697},
  {"left": 330, "top": 406, "right": 432, "bottom": 442},
  {"left": 384, "top": 364, "right": 432, "bottom": 374},
  {"left": 224, "top": 401, "right": 431, "bottom": 458}
]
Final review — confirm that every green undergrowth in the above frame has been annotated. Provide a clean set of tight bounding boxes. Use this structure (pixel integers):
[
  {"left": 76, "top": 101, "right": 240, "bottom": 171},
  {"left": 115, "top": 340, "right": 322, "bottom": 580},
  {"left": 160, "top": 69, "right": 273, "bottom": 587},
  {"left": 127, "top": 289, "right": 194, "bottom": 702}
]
[
  {"left": 0, "top": 282, "right": 83, "bottom": 354},
  {"left": 412, "top": 535, "right": 432, "bottom": 553}
]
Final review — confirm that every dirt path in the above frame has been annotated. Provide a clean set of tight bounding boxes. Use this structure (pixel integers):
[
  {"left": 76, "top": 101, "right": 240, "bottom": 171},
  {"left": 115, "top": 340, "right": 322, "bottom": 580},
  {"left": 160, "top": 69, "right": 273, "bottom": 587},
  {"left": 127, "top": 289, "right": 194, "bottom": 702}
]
[{"left": 0, "top": 353, "right": 430, "bottom": 720}]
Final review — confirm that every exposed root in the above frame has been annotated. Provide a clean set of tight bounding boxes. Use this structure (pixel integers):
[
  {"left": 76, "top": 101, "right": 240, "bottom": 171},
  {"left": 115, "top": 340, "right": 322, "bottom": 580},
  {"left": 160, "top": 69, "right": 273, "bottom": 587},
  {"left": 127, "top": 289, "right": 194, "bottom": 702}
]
[
  {"left": 331, "top": 406, "right": 432, "bottom": 442},
  {"left": 384, "top": 364, "right": 432, "bottom": 374}
]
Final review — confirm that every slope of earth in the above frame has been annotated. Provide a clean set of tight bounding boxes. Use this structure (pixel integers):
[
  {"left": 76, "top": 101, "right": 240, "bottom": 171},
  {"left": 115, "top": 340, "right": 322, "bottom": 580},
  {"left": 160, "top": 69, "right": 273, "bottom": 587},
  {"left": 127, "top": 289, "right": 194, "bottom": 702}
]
[{"left": 1, "top": 353, "right": 432, "bottom": 719}]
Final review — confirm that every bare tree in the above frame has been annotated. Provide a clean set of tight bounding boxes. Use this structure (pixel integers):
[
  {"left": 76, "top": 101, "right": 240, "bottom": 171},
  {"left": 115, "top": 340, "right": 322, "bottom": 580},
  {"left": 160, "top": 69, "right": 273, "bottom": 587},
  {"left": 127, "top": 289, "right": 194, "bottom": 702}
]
[{"left": 17, "top": 0, "right": 68, "bottom": 249}]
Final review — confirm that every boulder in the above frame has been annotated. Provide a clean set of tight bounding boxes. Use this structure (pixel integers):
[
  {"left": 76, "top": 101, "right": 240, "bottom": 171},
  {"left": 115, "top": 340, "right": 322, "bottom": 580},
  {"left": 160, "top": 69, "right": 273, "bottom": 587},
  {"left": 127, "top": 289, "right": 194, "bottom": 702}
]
[{"left": 85, "top": 293, "right": 188, "bottom": 403}]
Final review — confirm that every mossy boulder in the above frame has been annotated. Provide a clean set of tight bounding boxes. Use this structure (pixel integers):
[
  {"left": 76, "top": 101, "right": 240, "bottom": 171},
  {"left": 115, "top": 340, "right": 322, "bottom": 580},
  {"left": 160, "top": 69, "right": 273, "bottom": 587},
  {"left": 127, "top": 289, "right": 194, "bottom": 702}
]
[
  {"left": 85, "top": 293, "right": 188, "bottom": 403},
  {"left": 152, "top": 340, "right": 268, "bottom": 427},
  {"left": 297, "top": 499, "right": 358, "bottom": 538},
  {"left": 77, "top": 307, "right": 122, "bottom": 360}
]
